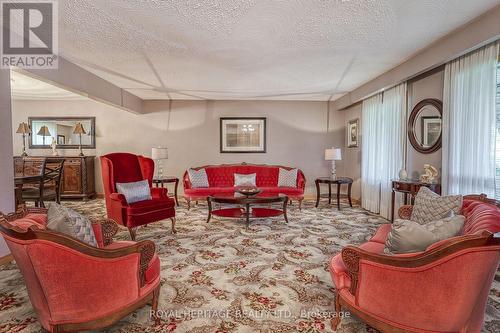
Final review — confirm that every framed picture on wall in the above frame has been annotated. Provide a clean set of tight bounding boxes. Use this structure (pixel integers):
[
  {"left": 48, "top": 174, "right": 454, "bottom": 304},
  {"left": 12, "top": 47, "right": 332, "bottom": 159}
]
[
  {"left": 220, "top": 117, "right": 266, "bottom": 153},
  {"left": 421, "top": 116, "right": 441, "bottom": 148},
  {"left": 347, "top": 118, "right": 359, "bottom": 148},
  {"left": 57, "top": 135, "right": 65, "bottom": 145}
]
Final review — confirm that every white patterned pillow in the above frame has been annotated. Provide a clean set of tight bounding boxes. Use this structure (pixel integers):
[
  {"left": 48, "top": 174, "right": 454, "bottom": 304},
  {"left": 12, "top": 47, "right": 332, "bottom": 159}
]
[
  {"left": 188, "top": 168, "right": 209, "bottom": 188},
  {"left": 116, "top": 179, "right": 152, "bottom": 204},
  {"left": 47, "top": 203, "right": 98, "bottom": 247},
  {"left": 411, "top": 187, "right": 463, "bottom": 225},
  {"left": 278, "top": 168, "right": 298, "bottom": 187},
  {"left": 234, "top": 173, "right": 256, "bottom": 186}
]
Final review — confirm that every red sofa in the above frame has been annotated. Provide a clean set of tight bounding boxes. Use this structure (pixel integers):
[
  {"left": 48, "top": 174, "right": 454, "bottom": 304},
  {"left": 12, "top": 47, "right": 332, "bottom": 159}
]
[
  {"left": 183, "top": 163, "right": 306, "bottom": 209},
  {"left": 329, "top": 194, "right": 500, "bottom": 333},
  {"left": 101, "top": 153, "right": 176, "bottom": 240},
  {"left": 0, "top": 207, "right": 161, "bottom": 333}
]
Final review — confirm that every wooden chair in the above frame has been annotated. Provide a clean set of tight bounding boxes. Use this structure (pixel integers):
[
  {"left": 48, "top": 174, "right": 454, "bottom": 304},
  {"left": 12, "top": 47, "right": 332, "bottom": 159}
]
[{"left": 22, "top": 157, "right": 65, "bottom": 207}]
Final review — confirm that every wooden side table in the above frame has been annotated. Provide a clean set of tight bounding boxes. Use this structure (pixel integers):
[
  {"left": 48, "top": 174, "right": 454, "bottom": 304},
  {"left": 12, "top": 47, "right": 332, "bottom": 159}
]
[
  {"left": 391, "top": 179, "right": 441, "bottom": 222},
  {"left": 153, "top": 177, "right": 180, "bottom": 206},
  {"left": 315, "top": 177, "right": 353, "bottom": 210}
]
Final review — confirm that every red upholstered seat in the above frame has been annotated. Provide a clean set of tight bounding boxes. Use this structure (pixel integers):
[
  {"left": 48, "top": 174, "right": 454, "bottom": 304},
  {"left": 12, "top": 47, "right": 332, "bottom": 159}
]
[
  {"left": 0, "top": 208, "right": 161, "bottom": 333},
  {"left": 183, "top": 163, "right": 306, "bottom": 208},
  {"left": 100, "top": 152, "right": 176, "bottom": 239},
  {"left": 329, "top": 195, "right": 500, "bottom": 332}
]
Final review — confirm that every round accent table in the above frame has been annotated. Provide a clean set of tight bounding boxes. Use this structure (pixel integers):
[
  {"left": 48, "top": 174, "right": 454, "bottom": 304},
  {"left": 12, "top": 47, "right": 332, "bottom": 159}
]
[
  {"left": 207, "top": 192, "right": 289, "bottom": 227},
  {"left": 152, "top": 176, "right": 180, "bottom": 206},
  {"left": 315, "top": 177, "right": 353, "bottom": 210}
]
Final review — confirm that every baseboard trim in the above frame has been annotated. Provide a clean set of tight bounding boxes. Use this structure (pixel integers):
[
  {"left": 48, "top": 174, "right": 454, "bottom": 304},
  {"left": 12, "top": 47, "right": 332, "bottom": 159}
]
[{"left": 0, "top": 254, "right": 13, "bottom": 266}]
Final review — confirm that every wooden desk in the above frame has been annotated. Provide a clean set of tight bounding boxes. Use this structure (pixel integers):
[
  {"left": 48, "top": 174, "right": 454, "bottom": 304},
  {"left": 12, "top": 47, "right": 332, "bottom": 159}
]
[{"left": 391, "top": 179, "right": 441, "bottom": 222}]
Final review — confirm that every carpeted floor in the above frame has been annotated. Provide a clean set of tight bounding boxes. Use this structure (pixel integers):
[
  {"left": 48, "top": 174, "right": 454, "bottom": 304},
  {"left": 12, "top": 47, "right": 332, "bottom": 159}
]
[{"left": 0, "top": 199, "right": 499, "bottom": 333}]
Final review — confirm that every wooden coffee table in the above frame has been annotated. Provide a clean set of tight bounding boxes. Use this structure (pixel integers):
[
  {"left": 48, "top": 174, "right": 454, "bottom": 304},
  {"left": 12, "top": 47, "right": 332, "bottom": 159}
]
[{"left": 207, "top": 192, "right": 289, "bottom": 227}]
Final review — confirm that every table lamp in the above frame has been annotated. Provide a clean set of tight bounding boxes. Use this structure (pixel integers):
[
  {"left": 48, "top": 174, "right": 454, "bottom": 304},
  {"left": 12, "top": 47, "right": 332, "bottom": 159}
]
[
  {"left": 37, "top": 125, "right": 51, "bottom": 146},
  {"left": 16, "top": 122, "right": 31, "bottom": 156},
  {"left": 73, "top": 123, "right": 86, "bottom": 156},
  {"left": 325, "top": 147, "right": 342, "bottom": 179},
  {"left": 152, "top": 147, "right": 168, "bottom": 179}
]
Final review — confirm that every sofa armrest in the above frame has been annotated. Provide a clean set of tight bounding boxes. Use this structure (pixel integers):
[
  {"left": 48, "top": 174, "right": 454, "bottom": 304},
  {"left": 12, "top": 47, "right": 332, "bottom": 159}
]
[
  {"left": 341, "top": 231, "right": 498, "bottom": 295},
  {"left": 91, "top": 218, "right": 119, "bottom": 247},
  {"left": 151, "top": 187, "right": 169, "bottom": 199},
  {"left": 109, "top": 192, "right": 127, "bottom": 205},
  {"left": 398, "top": 205, "right": 413, "bottom": 219}
]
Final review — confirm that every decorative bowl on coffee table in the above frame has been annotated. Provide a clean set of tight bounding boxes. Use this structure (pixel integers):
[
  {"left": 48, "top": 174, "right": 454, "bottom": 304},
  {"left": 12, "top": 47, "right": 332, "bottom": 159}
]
[{"left": 235, "top": 186, "right": 261, "bottom": 196}]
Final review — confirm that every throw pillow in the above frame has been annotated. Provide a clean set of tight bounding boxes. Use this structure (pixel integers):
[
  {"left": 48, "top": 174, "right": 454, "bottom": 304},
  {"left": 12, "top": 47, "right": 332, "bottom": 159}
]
[
  {"left": 188, "top": 168, "right": 209, "bottom": 188},
  {"left": 411, "top": 187, "right": 462, "bottom": 224},
  {"left": 234, "top": 173, "right": 257, "bottom": 187},
  {"left": 384, "top": 215, "right": 465, "bottom": 254},
  {"left": 278, "top": 168, "right": 298, "bottom": 187},
  {"left": 116, "top": 179, "right": 152, "bottom": 204},
  {"left": 47, "top": 203, "right": 98, "bottom": 247}
]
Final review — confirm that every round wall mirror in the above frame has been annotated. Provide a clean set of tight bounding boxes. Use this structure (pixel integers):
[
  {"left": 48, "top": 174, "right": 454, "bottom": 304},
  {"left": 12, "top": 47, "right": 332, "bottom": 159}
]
[{"left": 408, "top": 98, "right": 442, "bottom": 154}]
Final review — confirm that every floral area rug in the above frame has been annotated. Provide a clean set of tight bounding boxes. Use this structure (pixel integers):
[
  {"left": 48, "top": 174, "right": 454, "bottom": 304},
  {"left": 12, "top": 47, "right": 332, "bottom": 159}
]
[{"left": 1, "top": 199, "right": 499, "bottom": 333}]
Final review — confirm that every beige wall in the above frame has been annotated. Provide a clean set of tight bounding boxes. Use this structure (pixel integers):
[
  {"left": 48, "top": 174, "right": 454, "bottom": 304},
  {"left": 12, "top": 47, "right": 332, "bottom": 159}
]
[
  {"left": 407, "top": 69, "right": 444, "bottom": 179},
  {"left": 12, "top": 99, "right": 346, "bottom": 196},
  {"left": 339, "top": 69, "right": 445, "bottom": 201},
  {"left": 0, "top": 69, "right": 14, "bottom": 257},
  {"left": 337, "top": 103, "right": 361, "bottom": 200}
]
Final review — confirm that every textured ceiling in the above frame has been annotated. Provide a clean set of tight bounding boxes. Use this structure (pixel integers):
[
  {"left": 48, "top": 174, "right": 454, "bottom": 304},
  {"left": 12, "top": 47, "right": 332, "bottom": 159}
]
[{"left": 51, "top": 0, "right": 500, "bottom": 100}]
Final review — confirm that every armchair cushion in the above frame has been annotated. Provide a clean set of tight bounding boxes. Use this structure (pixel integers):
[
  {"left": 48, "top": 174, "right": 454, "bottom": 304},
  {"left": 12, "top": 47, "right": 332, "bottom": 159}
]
[
  {"left": 384, "top": 216, "right": 465, "bottom": 254},
  {"left": 278, "top": 168, "right": 298, "bottom": 187},
  {"left": 116, "top": 179, "right": 152, "bottom": 204},
  {"left": 47, "top": 203, "right": 97, "bottom": 247},
  {"left": 188, "top": 168, "right": 209, "bottom": 188},
  {"left": 234, "top": 173, "right": 257, "bottom": 186},
  {"left": 411, "top": 187, "right": 462, "bottom": 224}
]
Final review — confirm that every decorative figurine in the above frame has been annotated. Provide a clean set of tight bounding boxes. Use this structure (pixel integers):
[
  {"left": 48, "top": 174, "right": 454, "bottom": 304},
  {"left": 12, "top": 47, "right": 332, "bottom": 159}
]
[
  {"left": 51, "top": 138, "right": 58, "bottom": 156},
  {"left": 419, "top": 164, "right": 438, "bottom": 183},
  {"left": 399, "top": 169, "right": 408, "bottom": 180}
]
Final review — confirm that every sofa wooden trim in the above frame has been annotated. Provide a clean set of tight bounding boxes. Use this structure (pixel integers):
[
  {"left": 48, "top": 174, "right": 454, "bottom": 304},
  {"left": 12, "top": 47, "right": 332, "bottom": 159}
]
[
  {"left": 0, "top": 207, "right": 155, "bottom": 288},
  {"left": 342, "top": 231, "right": 499, "bottom": 296}
]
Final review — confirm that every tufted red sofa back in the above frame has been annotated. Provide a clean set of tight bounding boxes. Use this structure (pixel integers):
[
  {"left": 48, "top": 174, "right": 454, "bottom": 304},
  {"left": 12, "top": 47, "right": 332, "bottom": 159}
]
[
  {"left": 183, "top": 164, "right": 305, "bottom": 189},
  {"left": 461, "top": 199, "right": 500, "bottom": 236}
]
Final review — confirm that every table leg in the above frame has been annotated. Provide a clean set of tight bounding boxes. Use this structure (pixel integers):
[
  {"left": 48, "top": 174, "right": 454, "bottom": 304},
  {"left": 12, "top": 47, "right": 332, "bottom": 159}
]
[
  {"left": 283, "top": 198, "right": 289, "bottom": 223},
  {"left": 328, "top": 183, "right": 332, "bottom": 204},
  {"left": 315, "top": 180, "right": 320, "bottom": 207},
  {"left": 336, "top": 183, "right": 341, "bottom": 210},
  {"left": 347, "top": 183, "right": 353, "bottom": 207},
  {"left": 174, "top": 179, "right": 179, "bottom": 206},
  {"left": 206, "top": 197, "right": 212, "bottom": 223},
  {"left": 391, "top": 190, "right": 395, "bottom": 222},
  {"left": 245, "top": 203, "right": 250, "bottom": 228}
]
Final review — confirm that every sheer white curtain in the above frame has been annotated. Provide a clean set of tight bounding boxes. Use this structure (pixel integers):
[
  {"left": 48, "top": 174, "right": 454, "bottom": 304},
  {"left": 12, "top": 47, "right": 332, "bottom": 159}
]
[
  {"left": 442, "top": 42, "right": 499, "bottom": 197},
  {"left": 361, "top": 83, "right": 406, "bottom": 219}
]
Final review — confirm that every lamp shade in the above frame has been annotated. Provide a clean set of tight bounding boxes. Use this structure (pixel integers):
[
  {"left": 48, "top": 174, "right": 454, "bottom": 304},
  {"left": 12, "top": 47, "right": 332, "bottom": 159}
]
[
  {"left": 16, "top": 122, "right": 30, "bottom": 134},
  {"left": 37, "top": 125, "right": 51, "bottom": 137},
  {"left": 152, "top": 147, "right": 168, "bottom": 160},
  {"left": 73, "top": 123, "right": 87, "bottom": 134},
  {"left": 325, "top": 148, "right": 342, "bottom": 161}
]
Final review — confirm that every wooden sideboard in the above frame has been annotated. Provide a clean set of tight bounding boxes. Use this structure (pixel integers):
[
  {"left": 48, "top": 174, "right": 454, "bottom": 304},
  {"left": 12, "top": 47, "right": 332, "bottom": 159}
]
[
  {"left": 391, "top": 179, "right": 441, "bottom": 222},
  {"left": 14, "top": 156, "right": 96, "bottom": 200}
]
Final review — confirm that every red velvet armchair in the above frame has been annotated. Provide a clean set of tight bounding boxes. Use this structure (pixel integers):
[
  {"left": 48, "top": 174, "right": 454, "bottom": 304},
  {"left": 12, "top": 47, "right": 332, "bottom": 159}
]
[
  {"left": 0, "top": 207, "right": 161, "bottom": 333},
  {"left": 100, "top": 153, "right": 176, "bottom": 240},
  {"left": 329, "top": 195, "right": 500, "bottom": 333}
]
